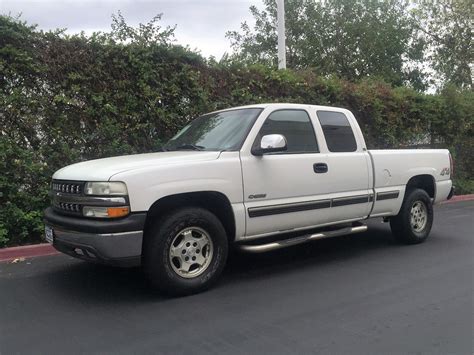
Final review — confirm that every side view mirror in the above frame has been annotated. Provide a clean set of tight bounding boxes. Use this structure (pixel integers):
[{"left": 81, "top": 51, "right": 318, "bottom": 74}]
[{"left": 252, "top": 134, "right": 288, "bottom": 156}]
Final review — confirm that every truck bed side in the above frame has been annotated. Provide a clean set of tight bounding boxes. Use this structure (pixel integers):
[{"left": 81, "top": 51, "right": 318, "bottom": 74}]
[{"left": 368, "top": 149, "right": 452, "bottom": 217}]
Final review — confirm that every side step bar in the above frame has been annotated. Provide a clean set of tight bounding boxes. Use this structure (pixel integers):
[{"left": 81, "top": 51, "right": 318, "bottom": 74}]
[{"left": 237, "top": 225, "right": 368, "bottom": 253}]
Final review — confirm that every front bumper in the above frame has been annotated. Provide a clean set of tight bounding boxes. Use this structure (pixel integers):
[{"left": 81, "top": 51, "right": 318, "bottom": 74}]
[{"left": 44, "top": 207, "right": 146, "bottom": 267}]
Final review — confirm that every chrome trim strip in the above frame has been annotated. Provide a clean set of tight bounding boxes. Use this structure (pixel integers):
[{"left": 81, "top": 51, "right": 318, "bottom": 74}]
[{"left": 53, "top": 193, "right": 127, "bottom": 206}]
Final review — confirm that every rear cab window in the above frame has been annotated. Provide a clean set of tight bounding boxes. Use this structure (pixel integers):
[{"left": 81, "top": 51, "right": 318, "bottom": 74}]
[{"left": 316, "top": 111, "right": 357, "bottom": 152}]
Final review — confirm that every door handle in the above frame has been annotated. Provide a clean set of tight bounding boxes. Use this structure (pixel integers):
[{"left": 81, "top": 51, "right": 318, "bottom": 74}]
[{"left": 313, "top": 163, "right": 328, "bottom": 173}]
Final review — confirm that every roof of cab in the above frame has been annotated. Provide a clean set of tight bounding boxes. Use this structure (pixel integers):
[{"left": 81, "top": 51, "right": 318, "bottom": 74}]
[{"left": 213, "top": 103, "right": 348, "bottom": 113}]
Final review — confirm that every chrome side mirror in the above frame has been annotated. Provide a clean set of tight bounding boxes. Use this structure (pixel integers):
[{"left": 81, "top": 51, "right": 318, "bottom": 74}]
[{"left": 252, "top": 134, "right": 288, "bottom": 156}]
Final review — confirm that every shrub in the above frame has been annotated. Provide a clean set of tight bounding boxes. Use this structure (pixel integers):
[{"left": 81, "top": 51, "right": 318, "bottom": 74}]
[{"left": 0, "top": 16, "right": 472, "bottom": 247}]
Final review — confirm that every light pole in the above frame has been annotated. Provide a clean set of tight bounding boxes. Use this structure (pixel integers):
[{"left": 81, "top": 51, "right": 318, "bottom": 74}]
[{"left": 277, "top": 0, "right": 286, "bottom": 69}]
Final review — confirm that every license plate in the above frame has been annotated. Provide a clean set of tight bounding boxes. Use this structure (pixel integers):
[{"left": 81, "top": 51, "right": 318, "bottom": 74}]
[{"left": 45, "top": 226, "right": 54, "bottom": 244}]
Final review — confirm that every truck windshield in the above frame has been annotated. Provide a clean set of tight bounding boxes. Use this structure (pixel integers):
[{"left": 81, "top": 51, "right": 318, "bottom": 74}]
[{"left": 163, "top": 108, "right": 263, "bottom": 151}]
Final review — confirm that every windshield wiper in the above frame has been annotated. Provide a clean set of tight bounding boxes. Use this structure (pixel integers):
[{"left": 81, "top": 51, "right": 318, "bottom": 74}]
[{"left": 173, "top": 144, "right": 205, "bottom": 151}]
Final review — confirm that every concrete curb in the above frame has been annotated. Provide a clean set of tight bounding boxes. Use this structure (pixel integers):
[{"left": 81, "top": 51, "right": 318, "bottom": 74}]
[
  {"left": 0, "top": 194, "right": 473, "bottom": 263},
  {"left": 441, "top": 194, "right": 474, "bottom": 204},
  {"left": 0, "top": 243, "right": 58, "bottom": 263}
]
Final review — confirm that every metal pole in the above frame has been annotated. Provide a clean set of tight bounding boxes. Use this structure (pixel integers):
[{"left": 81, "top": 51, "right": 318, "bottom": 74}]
[{"left": 277, "top": 0, "right": 286, "bottom": 69}]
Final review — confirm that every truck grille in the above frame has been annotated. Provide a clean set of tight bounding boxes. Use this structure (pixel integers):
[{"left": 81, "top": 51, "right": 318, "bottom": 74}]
[
  {"left": 51, "top": 180, "right": 85, "bottom": 216},
  {"left": 54, "top": 201, "right": 82, "bottom": 213},
  {"left": 52, "top": 181, "right": 83, "bottom": 195}
]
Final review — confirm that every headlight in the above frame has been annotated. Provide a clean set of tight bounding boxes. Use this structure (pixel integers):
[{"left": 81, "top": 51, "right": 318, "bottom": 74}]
[{"left": 84, "top": 182, "right": 128, "bottom": 196}]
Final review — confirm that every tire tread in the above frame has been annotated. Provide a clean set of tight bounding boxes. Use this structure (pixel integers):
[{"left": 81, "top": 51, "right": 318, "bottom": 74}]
[{"left": 390, "top": 188, "right": 433, "bottom": 244}]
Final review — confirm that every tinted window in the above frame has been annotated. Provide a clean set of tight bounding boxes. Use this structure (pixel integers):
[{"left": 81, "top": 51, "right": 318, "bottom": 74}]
[
  {"left": 164, "top": 108, "right": 262, "bottom": 151},
  {"left": 258, "top": 110, "right": 318, "bottom": 153},
  {"left": 317, "top": 111, "right": 357, "bottom": 152}
]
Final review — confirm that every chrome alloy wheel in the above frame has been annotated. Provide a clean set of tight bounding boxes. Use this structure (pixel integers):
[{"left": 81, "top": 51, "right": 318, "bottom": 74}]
[
  {"left": 410, "top": 200, "right": 428, "bottom": 233},
  {"left": 168, "top": 227, "right": 214, "bottom": 278}
]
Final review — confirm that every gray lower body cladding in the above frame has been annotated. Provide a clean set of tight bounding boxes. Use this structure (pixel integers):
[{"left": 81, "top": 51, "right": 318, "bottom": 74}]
[{"left": 44, "top": 207, "right": 145, "bottom": 267}]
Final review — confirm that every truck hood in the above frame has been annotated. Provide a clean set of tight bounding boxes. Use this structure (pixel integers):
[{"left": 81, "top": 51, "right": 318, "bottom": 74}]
[{"left": 53, "top": 151, "right": 221, "bottom": 181}]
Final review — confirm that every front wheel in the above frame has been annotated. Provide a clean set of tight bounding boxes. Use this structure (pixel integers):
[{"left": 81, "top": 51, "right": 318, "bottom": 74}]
[
  {"left": 390, "top": 188, "right": 434, "bottom": 244},
  {"left": 143, "top": 207, "right": 228, "bottom": 296}
]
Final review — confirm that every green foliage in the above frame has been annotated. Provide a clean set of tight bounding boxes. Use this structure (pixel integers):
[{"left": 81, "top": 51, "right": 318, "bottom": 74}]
[
  {"left": 0, "top": 15, "right": 472, "bottom": 247},
  {"left": 226, "top": 0, "right": 427, "bottom": 90},
  {"left": 412, "top": 0, "right": 472, "bottom": 90},
  {"left": 108, "top": 11, "right": 176, "bottom": 45},
  {"left": 456, "top": 179, "right": 474, "bottom": 195},
  {"left": 0, "top": 137, "right": 49, "bottom": 246}
]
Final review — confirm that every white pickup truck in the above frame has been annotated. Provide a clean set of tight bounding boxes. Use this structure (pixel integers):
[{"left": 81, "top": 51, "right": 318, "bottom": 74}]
[{"left": 44, "top": 103, "right": 454, "bottom": 295}]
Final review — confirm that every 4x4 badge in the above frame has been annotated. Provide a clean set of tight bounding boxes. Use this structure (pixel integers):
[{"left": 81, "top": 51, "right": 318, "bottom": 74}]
[{"left": 440, "top": 168, "right": 450, "bottom": 176}]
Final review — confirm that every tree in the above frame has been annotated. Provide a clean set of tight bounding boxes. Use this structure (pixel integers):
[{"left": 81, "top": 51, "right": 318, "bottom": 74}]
[
  {"left": 108, "top": 11, "right": 176, "bottom": 46},
  {"left": 412, "top": 0, "right": 472, "bottom": 90},
  {"left": 227, "top": 0, "right": 427, "bottom": 90}
]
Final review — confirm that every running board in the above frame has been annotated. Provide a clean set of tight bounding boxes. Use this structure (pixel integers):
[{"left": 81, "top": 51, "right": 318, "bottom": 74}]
[{"left": 237, "top": 225, "right": 368, "bottom": 253}]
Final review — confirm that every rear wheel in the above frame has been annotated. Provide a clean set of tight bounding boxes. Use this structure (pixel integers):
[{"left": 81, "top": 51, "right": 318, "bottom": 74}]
[
  {"left": 390, "top": 188, "right": 433, "bottom": 244},
  {"left": 143, "top": 207, "right": 228, "bottom": 296}
]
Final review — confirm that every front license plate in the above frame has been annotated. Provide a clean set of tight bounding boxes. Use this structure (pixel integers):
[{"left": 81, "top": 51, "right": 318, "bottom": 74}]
[{"left": 45, "top": 226, "right": 54, "bottom": 244}]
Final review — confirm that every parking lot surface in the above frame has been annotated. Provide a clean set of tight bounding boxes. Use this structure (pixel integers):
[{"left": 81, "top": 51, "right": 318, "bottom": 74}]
[{"left": 1, "top": 201, "right": 473, "bottom": 354}]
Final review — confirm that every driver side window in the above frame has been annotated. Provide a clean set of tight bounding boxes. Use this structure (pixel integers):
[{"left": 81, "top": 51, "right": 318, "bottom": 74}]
[{"left": 257, "top": 109, "right": 319, "bottom": 154}]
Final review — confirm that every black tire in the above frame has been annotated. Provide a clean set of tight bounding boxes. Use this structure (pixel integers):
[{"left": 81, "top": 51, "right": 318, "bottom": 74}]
[
  {"left": 390, "top": 188, "right": 433, "bottom": 244},
  {"left": 143, "top": 207, "right": 228, "bottom": 296}
]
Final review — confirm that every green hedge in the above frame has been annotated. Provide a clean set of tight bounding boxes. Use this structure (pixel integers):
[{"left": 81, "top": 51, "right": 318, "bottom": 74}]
[{"left": 1, "top": 16, "right": 472, "bottom": 247}]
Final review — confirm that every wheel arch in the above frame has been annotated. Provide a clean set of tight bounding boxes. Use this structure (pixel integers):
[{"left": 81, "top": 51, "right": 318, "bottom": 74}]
[
  {"left": 143, "top": 191, "right": 236, "bottom": 246},
  {"left": 404, "top": 174, "right": 436, "bottom": 200}
]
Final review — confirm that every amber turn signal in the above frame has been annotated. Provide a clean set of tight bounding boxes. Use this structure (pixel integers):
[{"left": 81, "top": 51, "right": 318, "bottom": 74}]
[{"left": 107, "top": 206, "right": 130, "bottom": 218}]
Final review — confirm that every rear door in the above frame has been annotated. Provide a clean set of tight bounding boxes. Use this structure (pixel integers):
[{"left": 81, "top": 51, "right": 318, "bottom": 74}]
[{"left": 314, "top": 109, "right": 373, "bottom": 221}]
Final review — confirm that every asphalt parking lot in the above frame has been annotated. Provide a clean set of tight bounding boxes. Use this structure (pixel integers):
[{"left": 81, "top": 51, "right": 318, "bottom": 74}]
[{"left": 1, "top": 200, "right": 473, "bottom": 354}]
